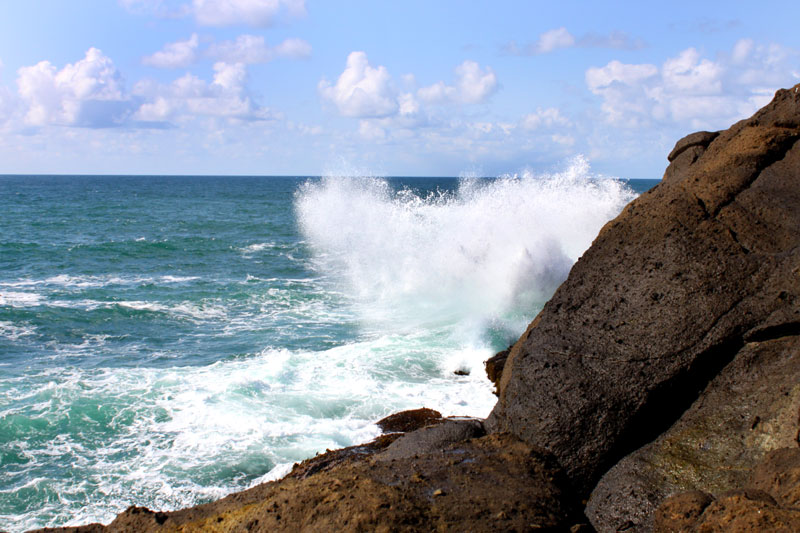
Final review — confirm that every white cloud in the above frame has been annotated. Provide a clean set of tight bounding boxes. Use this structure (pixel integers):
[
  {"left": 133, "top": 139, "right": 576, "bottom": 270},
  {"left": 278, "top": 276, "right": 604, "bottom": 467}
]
[
  {"left": 535, "top": 27, "right": 575, "bottom": 54},
  {"left": 143, "top": 34, "right": 199, "bottom": 68},
  {"left": 209, "top": 35, "right": 311, "bottom": 63},
  {"left": 17, "top": 48, "right": 134, "bottom": 128},
  {"left": 192, "top": 0, "right": 305, "bottom": 27},
  {"left": 520, "top": 107, "right": 571, "bottom": 130},
  {"left": 418, "top": 60, "right": 497, "bottom": 105},
  {"left": 133, "top": 61, "right": 275, "bottom": 122},
  {"left": 318, "top": 51, "right": 398, "bottom": 118},
  {"left": 586, "top": 41, "right": 800, "bottom": 130}
]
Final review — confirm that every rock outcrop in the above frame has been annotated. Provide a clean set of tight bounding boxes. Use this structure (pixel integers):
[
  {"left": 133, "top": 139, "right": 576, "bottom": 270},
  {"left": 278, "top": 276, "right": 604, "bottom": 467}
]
[{"left": 486, "top": 85, "right": 800, "bottom": 506}]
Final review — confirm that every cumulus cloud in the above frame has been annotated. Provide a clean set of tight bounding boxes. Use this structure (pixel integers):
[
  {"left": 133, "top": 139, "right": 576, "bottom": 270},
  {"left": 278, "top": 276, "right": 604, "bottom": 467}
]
[
  {"left": 192, "top": 0, "right": 305, "bottom": 27},
  {"left": 520, "top": 107, "right": 571, "bottom": 130},
  {"left": 134, "top": 61, "right": 275, "bottom": 122},
  {"left": 143, "top": 34, "right": 199, "bottom": 68},
  {"left": 586, "top": 40, "right": 800, "bottom": 129},
  {"left": 319, "top": 51, "right": 398, "bottom": 118},
  {"left": 320, "top": 52, "right": 499, "bottom": 125},
  {"left": 208, "top": 34, "right": 310, "bottom": 63},
  {"left": 504, "top": 28, "right": 644, "bottom": 55},
  {"left": 418, "top": 60, "right": 497, "bottom": 105},
  {"left": 17, "top": 48, "right": 135, "bottom": 128}
]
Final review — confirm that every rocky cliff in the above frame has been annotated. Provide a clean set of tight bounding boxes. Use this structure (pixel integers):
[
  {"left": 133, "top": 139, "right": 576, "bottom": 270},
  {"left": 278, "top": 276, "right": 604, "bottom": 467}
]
[{"left": 30, "top": 85, "right": 800, "bottom": 532}]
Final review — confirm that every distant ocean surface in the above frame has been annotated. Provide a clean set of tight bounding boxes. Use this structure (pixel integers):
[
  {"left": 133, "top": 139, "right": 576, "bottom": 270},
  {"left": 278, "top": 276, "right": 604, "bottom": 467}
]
[{"left": 0, "top": 165, "right": 658, "bottom": 531}]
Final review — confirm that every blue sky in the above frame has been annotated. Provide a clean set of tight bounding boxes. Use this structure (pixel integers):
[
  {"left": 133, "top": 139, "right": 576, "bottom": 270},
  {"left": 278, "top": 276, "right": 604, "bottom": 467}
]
[{"left": 0, "top": 1, "right": 797, "bottom": 177}]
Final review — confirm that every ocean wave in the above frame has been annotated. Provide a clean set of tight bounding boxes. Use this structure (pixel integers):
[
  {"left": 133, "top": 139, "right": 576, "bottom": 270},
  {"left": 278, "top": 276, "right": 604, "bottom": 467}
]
[{"left": 296, "top": 156, "right": 635, "bottom": 342}]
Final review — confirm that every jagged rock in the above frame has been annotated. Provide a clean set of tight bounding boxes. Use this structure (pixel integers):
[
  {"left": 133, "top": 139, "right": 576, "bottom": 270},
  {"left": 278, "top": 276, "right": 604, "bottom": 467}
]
[
  {"left": 485, "top": 346, "right": 511, "bottom": 394},
  {"left": 486, "top": 82, "right": 800, "bottom": 507},
  {"left": 586, "top": 335, "right": 800, "bottom": 531},
  {"left": 375, "top": 407, "right": 443, "bottom": 433},
  {"left": 655, "top": 485, "right": 800, "bottom": 532},
  {"left": 376, "top": 418, "right": 484, "bottom": 462},
  {"left": 751, "top": 448, "right": 800, "bottom": 509}
]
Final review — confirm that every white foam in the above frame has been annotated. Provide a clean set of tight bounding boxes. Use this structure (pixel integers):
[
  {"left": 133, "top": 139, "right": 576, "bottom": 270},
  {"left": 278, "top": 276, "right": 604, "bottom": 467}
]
[
  {"left": 0, "top": 320, "right": 36, "bottom": 340},
  {"left": 0, "top": 291, "right": 44, "bottom": 307},
  {"left": 296, "top": 156, "right": 635, "bottom": 336}
]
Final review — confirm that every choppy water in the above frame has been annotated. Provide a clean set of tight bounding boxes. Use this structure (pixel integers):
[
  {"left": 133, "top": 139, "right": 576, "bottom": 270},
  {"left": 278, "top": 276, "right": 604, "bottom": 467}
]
[{"left": 0, "top": 162, "right": 656, "bottom": 531}]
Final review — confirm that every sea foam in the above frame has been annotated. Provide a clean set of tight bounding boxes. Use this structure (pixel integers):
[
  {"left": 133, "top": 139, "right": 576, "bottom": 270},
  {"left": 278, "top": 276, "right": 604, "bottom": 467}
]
[{"left": 296, "top": 156, "right": 635, "bottom": 345}]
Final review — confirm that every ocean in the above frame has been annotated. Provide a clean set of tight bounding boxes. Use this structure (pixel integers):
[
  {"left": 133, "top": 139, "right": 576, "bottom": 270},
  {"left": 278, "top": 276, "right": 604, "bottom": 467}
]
[{"left": 0, "top": 163, "right": 658, "bottom": 531}]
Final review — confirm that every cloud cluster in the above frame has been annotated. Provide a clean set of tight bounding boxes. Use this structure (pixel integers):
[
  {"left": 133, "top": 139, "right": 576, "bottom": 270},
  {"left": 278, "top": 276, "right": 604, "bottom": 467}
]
[
  {"left": 134, "top": 61, "right": 275, "bottom": 122},
  {"left": 17, "top": 48, "right": 134, "bottom": 127},
  {"left": 586, "top": 40, "right": 799, "bottom": 129},
  {"left": 9, "top": 46, "right": 276, "bottom": 129},
  {"left": 417, "top": 61, "right": 498, "bottom": 105},
  {"left": 320, "top": 52, "right": 498, "bottom": 122}
]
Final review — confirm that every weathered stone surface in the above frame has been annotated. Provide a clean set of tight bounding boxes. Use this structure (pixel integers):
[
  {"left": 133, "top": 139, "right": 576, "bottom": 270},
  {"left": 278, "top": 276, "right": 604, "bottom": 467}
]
[
  {"left": 486, "top": 85, "right": 800, "bottom": 502},
  {"left": 31, "top": 434, "right": 581, "bottom": 533},
  {"left": 666, "top": 130, "right": 719, "bottom": 162},
  {"left": 485, "top": 346, "right": 511, "bottom": 394},
  {"left": 586, "top": 335, "right": 800, "bottom": 531},
  {"left": 751, "top": 447, "right": 800, "bottom": 509},
  {"left": 375, "top": 407, "right": 443, "bottom": 433},
  {"left": 654, "top": 488, "right": 800, "bottom": 532},
  {"left": 376, "top": 418, "right": 484, "bottom": 462}
]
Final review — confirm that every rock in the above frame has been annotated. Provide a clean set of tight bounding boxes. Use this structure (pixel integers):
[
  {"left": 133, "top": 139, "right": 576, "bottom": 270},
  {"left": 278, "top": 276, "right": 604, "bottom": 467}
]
[
  {"left": 586, "top": 335, "right": 800, "bottom": 531},
  {"left": 655, "top": 488, "right": 800, "bottom": 532},
  {"left": 652, "top": 490, "right": 714, "bottom": 532},
  {"left": 486, "top": 84, "right": 800, "bottom": 503},
  {"left": 376, "top": 418, "right": 484, "bottom": 462},
  {"left": 484, "top": 346, "right": 511, "bottom": 394},
  {"left": 375, "top": 407, "right": 443, "bottom": 433},
  {"left": 751, "top": 448, "right": 800, "bottom": 508}
]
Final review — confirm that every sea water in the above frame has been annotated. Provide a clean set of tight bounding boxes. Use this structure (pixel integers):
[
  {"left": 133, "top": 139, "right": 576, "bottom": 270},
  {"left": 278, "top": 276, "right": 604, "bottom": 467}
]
[{"left": 0, "top": 161, "right": 657, "bottom": 531}]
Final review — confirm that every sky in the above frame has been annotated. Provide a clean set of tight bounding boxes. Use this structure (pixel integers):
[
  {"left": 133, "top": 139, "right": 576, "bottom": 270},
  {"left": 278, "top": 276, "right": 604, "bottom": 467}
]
[{"left": 0, "top": 1, "right": 797, "bottom": 178}]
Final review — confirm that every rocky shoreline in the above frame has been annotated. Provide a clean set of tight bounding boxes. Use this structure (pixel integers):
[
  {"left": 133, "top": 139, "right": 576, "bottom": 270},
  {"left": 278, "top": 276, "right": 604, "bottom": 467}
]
[{"left": 29, "top": 85, "right": 800, "bottom": 532}]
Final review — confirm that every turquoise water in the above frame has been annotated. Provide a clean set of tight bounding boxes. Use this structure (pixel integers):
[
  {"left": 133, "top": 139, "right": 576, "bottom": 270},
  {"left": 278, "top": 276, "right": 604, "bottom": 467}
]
[{"left": 0, "top": 169, "right": 657, "bottom": 531}]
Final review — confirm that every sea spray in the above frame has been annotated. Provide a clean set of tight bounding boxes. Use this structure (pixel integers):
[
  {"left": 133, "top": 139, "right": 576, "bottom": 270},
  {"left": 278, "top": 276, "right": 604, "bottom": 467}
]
[{"left": 296, "top": 156, "right": 636, "bottom": 348}]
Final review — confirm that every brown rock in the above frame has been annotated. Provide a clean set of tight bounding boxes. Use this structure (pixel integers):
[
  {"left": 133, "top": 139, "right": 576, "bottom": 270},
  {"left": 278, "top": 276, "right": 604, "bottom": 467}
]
[
  {"left": 652, "top": 490, "right": 713, "bottom": 532},
  {"left": 655, "top": 489, "right": 800, "bottom": 532},
  {"left": 751, "top": 447, "right": 800, "bottom": 508},
  {"left": 586, "top": 335, "right": 800, "bottom": 531},
  {"left": 485, "top": 346, "right": 511, "bottom": 394},
  {"left": 486, "top": 84, "right": 800, "bottom": 502},
  {"left": 375, "top": 407, "right": 443, "bottom": 433}
]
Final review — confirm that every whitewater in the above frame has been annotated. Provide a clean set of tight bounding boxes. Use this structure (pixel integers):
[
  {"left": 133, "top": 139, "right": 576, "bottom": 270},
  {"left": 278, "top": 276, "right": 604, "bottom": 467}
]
[{"left": 0, "top": 162, "right": 653, "bottom": 531}]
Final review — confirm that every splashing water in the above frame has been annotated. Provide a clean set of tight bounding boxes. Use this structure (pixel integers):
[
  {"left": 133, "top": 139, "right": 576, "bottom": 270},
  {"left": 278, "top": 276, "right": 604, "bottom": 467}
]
[{"left": 296, "top": 157, "right": 635, "bottom": 346}]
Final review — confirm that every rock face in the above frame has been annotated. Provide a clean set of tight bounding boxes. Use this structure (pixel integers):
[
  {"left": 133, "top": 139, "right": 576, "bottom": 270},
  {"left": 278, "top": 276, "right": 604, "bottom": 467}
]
[
  {"left": 486, "top": 85, "right": 800, "bottom": 501},
  {"left": 586, "top": 334, "right": 800, "bottom": 531},
  {"left": 654, "top": 448, "right": 800, "bottom": 532}
]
